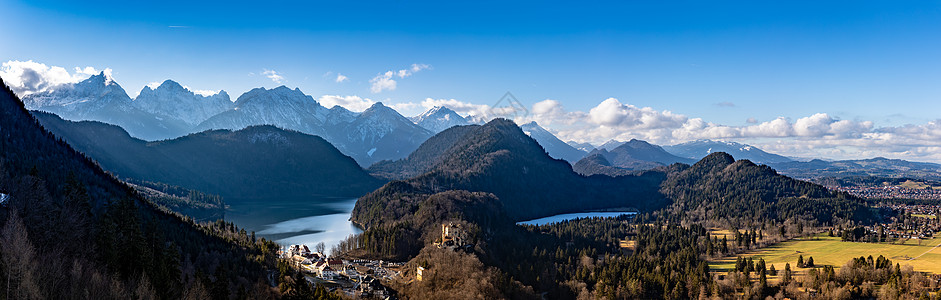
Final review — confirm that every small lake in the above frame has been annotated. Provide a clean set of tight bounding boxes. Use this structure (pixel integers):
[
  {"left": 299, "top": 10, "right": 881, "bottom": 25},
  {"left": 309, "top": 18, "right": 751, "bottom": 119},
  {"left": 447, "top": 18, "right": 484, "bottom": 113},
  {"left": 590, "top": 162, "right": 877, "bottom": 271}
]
[
  {"left": 517, "top": 211, "right": 637, "bottom": 226},
  {"left": 226, "top": 197, "right": 362, "bottom": 251}
]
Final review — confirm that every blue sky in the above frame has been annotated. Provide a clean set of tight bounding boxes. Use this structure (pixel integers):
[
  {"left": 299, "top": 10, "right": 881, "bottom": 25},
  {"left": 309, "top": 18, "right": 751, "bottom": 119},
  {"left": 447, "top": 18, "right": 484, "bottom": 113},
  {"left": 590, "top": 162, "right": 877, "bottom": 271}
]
[{"left": 2, "top": 1, "right": 941, "bottom": 161}]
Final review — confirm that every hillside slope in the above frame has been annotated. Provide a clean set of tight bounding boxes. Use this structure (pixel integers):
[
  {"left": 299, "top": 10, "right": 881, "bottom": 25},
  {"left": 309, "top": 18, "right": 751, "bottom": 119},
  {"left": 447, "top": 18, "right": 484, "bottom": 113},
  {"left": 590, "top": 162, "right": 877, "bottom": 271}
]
[
  {"left": 353, "top": 119, "right": 668, "bottom": 228},
  {"left": 661, "top": 152, "right": 873, "bottom": 223},
  {"left": 34, "top": 111, "right": 383, "bottom": 200},
  {"left": 0, "top": 78, "right": 276, "bottom": 298},
  {"left": 367, "top": 125, "right": 478, "bottom": 180}
]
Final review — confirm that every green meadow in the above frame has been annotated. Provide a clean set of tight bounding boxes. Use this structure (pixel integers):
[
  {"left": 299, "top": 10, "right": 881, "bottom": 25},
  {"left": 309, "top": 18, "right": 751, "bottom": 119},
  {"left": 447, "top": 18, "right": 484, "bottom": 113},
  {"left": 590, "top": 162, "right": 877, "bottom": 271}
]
[{"left": 710, "top": 234, "right": 941, "bottom": 281}]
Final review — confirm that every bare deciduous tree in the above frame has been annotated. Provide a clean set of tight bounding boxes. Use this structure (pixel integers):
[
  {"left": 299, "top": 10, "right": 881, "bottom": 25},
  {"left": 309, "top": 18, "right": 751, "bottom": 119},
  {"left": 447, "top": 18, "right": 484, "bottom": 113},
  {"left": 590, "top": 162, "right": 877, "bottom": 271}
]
[{"left": 1, "top": 210, "right": 41, "bottom": 300}]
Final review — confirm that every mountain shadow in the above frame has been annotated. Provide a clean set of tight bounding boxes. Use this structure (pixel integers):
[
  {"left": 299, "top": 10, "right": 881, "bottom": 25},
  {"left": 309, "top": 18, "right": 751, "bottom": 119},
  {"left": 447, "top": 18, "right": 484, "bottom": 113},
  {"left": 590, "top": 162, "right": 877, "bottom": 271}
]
[{"left": 33, "top": 111, "right": 384, "bottom": 201}]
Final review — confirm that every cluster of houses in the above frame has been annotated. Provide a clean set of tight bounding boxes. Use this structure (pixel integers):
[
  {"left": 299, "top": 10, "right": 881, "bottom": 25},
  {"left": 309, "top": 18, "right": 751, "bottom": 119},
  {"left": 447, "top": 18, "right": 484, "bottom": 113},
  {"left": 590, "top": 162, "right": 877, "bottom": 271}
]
[
  {"left": 281, "top": 244, "right": 343, "bottom": 279},
  {"left": 280, "top": 244, "right": 403, "bottom": 299},
  {"left": 832, "top": 185, "right": 941, "bottom": 201},
  {"left": 852, "top": 204, "right": 940, "bottom": 242}
]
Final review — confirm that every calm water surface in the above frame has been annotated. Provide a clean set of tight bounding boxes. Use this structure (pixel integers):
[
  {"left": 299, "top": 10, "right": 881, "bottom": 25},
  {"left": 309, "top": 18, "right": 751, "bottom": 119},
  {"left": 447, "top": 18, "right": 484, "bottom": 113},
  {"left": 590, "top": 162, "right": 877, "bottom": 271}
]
[
  {"left": 226, "top": 197, "right": 362, "bottom": 250},
  {"left": 517, "top": 211, "right": 637, "bottom": 226}
]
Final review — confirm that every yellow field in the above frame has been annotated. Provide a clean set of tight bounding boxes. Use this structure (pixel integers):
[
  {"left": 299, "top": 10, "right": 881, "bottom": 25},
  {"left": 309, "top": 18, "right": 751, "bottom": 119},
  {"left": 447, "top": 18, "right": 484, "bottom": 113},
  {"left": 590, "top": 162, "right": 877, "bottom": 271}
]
[
  {"left": 912, "top": 214, "right": 938, "bottom": 219},
  {"left": 708, "top": 228, "right": 773, "bottom": 244},
  {"left": 709, "top": 228, "right": 735, "bottom": 239},
  {"left": 896, "top": 180, "right": 937, "bottom": 189},
  {"left": 710, "top": 234, "right": 941, "bottom": 281},
  {"left": 897, "top": 180, "right": 932, "bottom": 189}
]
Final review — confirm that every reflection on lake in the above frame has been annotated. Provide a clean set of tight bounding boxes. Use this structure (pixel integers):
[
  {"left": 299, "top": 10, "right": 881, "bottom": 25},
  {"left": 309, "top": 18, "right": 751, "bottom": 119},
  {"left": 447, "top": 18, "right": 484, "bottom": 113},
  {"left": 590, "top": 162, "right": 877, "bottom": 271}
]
[
  {"left": 517, "top": 211, "right": 637, "bottom": 226},
  {"left": 226, "top": 197, "right": 362, "bottom": 250}
]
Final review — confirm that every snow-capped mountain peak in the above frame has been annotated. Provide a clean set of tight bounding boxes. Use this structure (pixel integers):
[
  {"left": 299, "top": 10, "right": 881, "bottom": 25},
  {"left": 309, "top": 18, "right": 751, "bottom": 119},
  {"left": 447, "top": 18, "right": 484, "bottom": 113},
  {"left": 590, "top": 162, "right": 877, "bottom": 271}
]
[
  {"left": 663, "top": 139, "right": 793, "bottom": 164},
  {"left": 22, "top": 71, "right": 131, "bottom": 115},
  {"left": 412, "top": 105, "right": 470, "bottom": 133},
  {"left": 133, "top": 79, "right": 233, "bottom": 126}
]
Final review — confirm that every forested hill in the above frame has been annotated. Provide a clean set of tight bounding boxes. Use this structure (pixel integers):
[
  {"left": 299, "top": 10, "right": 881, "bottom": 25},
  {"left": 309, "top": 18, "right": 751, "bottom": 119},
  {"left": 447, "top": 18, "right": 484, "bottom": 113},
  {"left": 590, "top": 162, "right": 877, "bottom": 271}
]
[
  {"left": 367, "top": 124, "right": 478, "bottom": 180},
  {"left": 0, "top": 79, "right": 278, "bottom": 299},
  {"left": 33, "top": 111, "right": 384, "bottom": 200},
  {"left": 353, "top": 118, "right": 668, "bottom": 228},
  {"left": 660, "top": 152, "right": 874, "bottom": 224},
  {"left": 353, "top": 124, "right": 876, "bottom": 245}
]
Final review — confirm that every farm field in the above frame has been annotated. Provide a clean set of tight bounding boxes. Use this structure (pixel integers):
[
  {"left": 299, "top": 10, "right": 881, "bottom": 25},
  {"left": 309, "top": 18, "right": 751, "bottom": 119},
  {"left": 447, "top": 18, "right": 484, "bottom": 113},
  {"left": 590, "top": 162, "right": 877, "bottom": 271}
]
[
  {"left": 710, "top": 234, "right": 941, "bottom": 282},
  {"left": 896, "top": 180, "right": 938, "bottom": 190}
]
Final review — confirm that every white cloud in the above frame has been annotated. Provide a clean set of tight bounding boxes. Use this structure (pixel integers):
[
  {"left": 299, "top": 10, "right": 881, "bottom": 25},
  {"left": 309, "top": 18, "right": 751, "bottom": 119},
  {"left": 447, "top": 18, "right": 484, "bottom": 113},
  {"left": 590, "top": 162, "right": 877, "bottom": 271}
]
[
  {"left": 370, "top": 63, "right": 430, "bottom": 93},
  {"left": 335, "top": 73, "right": 348, "bottom": 83},
  {"left": 409, "top": 63, "right": 430, "bottom": 73},
  {"left": 0, "top": 60, "right": 111, "bottom": 96},
  {"left": 318, "top": 95, "right": 376, "bottom": 112},
  {"left": 518, "top": 99, "right": 586, "bottom": 126},
  {"left": 262, "top": 69, "right": 284, "bottom": 84},
  {"left": 370, "top": 71, "right": 397, "bottom": 93},
  {"left": 588, "top": 98, "right": 687, "bottom": 130},
  {"left": 500, "top": 97, "right": 926, "bottom": 161}
]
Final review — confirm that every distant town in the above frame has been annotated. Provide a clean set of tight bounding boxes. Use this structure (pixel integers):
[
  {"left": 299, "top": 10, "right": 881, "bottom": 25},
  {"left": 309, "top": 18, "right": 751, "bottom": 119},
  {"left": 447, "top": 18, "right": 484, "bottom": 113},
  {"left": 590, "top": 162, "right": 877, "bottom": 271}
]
[
  {"left": 829, "top": 185, "right": 941, "bottom": 201},
  {"left": 280, "top": 244, "right": 403, "bottom": 299}
]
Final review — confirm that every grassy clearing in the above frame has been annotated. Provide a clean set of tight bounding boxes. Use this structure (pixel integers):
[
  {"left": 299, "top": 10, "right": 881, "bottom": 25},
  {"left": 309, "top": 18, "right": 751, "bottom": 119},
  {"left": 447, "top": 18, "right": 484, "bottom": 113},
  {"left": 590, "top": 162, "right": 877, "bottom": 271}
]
[
  {"left": 708, "top": 228, "right": 735, "bottom": 239},
  {"left": 710, "top": 234, "right": 941, "bottom": 282},
  {"left": 912, "top": 214, "right": 938, "bottom": 219},
  {"left": 897, "top": 180, "right": 932, "bottom": 189},
  {"left": 707, "top": 228, "right": 774, "bottom": 244}
]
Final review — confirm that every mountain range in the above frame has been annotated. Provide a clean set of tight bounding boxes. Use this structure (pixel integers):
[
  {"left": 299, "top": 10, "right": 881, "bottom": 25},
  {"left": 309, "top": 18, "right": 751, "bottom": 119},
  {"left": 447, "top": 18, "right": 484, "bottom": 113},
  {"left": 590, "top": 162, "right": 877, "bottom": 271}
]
[
  {"left": 20, "top": 72, "right": 193, "bottom": 141},
  {"left": 23, "top": 74, "right": 941, "bottom": 179},
  {"left": 33, "top": 111, "right": 384, "bottom": 200},
  {"left": 134, "top": 79, "right": 233, "bottom": 127},
  {"left": 22, "top": 76, "right": 434, "bottom": 166},
  {"left": 572, "top": 139, "right": 691, "bottom": 176},
  {"left": 769, "top": 157, "right": 941, "bottom": 181},
  {"left": 663, "top": 140, "right": 794, "bottom": 164},
  {"left": 0, "top": 77, "right": 274, "bottom": 298}
]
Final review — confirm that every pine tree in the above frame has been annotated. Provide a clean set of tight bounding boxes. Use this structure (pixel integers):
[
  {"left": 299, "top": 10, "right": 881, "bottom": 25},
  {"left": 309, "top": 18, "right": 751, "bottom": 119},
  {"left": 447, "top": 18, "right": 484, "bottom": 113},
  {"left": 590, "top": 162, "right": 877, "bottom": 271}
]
[{"left": 722, "top": 236, "right": 728, "bottom": 253}]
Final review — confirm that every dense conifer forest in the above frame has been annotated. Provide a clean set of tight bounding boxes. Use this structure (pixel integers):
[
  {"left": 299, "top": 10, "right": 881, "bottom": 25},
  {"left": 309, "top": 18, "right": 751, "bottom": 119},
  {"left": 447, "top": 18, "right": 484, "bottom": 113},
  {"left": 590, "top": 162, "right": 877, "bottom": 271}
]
[
  {"left": 0, "top": 79, "right": 286, "bottom": 299},
  {"left": 346, "top": 118, "right": 899, "bottom": 299}
]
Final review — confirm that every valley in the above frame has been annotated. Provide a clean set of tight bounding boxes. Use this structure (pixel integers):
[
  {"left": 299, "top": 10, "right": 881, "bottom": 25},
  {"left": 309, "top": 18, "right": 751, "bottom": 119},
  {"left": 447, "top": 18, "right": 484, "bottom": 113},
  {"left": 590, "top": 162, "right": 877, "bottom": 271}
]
[
  {"left": 8, "top": 75, "right": 941, "bottom": 299},
  {"left": 3, "top": 13, "right": 941, "bottom": 298}
]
